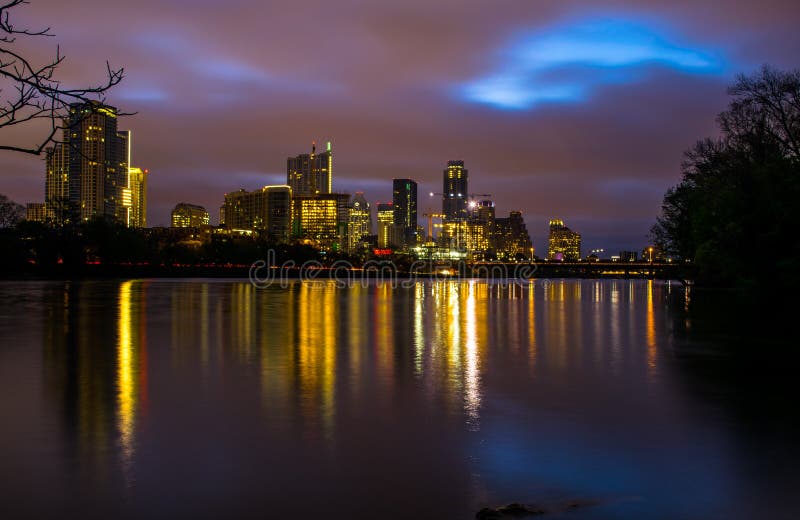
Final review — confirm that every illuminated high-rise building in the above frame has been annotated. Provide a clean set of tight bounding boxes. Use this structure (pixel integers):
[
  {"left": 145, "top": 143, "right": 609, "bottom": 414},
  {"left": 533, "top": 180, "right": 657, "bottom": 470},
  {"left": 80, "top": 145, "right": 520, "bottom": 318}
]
[
  {"left": 494, "top": 211, "right": 534, "bottom": 261},
  {"left": 347, "top": 192, "right": 372, "bottom": 253},
  {"left": 392, "top": 179, "right": 418, "bottom": 247},
  {"left": 292, "top": 193, "right": 349, "bottom": 250},
  {"left": 44, "top": 144, "right": 69, "bottom": 222},
  {"left": 547, "top": 219, "right": 581, "bottom": 261},
  {"left": 287, "top": 142, "right": 333, "bottom": 197},
  {"left": 224, "top": 185, "right": 292, "bottom": 242},
  {"left": 115, "top": 130, "right": 132, "bottom": 225},
  {"left": 127, "top": 167, "right": 148, "bottom": 228},
  {"left": 171, "top": 203, "right": 210, "bottom": 228},
  {"left": 66, "top": 102, "right": 129, "bottom": 223},
  {"left": 476, "top": 200, "right": 495, "bottom": 224},
  {"left": 25, "top": 203, "right": 47, "bottom": 223},
  {"left": 377, "top": 203, "right": 395, "bottom": 249},
  {"left": 466, "top": 199, "right": 495, "bottom": 258},
  {"left": 465, "top": 220, "right": 490, "bottom": 255},
  {"left": 442, "top": 160, "right": 468, "bottom": 222}
]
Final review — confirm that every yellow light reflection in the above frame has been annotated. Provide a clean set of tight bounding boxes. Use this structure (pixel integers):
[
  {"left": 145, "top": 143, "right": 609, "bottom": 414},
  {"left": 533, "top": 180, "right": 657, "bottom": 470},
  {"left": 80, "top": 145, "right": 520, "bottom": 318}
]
[
  {"left": 646, "top": 280, "right": 657, "bottom": 376},
  {"left": 527, "top": 281, "right": 537, "bottom": 372},
  {"left": 117, "top": 280, "right": 145, "bottom": 484},
  {"left": 414, "top": 283, "right": 425, "bottom": 376},
  {"left": 464, "top": 282, "right": 481, "bottom": 430},
  {"left": 297, "top": 281, "right": 337, "bottom": 443}
]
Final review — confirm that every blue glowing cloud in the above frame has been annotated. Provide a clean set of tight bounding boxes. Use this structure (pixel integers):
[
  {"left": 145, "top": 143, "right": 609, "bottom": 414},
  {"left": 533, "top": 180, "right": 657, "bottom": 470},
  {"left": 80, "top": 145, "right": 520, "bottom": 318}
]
[
  {"left": 460, "top": 17, "right": 726, "bottom": 109},
  {"left": 116, "top": 87, "right": 170, "bottom": 103}
]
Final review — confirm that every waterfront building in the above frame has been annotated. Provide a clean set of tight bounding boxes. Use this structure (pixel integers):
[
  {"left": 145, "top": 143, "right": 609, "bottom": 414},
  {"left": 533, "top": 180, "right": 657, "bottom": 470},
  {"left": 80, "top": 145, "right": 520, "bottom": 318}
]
[
  {"left": 465, "top": 219, "right": 490, "bottom": 256},
  {"left": 44, "top": 144, "right": 69, "bottom": 223},
  {"left": 392, "top": 179, "right": 418, "bottom": 247},
  {"left": 33, "top": 106, "right": 138, "bottom": 226},
  {"left": 224, "top": 186, "right": 293, "bottom": 242},
  {"left": 547, "top": 219, "right": 581, "bottom": 261},
  {"left": 171, "top": 203, "right": 210, "bottom": 228},
  {"left": 347, "top": 192, "right": 372, "bottom": 253},
  {"left": 494, "top": 211, "right": 534, "bottom": 261},
  {"left": 286, "top": 142, "right": 333, "bottom": 197},
  {"left": 25, "top": 203, "right": 48, "bottom": 223},
  {"left": 377, "top": 203, "right": 395, "bottom": 249},
  {"left": 127, "top": 167, "right": 148, "bottom": 228},
  {"left": 65, "top": 102, "right": 130, "bottom": 223},
  {"left": 292, "top": 193, "right": 349, "bottom": 250},
  {"left": 442, "top": 160, "right": 468, "bottom": 222}
]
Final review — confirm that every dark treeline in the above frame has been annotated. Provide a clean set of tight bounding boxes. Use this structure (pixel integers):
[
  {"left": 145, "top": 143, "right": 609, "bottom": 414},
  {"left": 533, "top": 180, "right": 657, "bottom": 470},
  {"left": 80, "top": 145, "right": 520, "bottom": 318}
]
[
  {"left": 652, "top": 66, "right": 800, "bottom": 289},
  {"left": 0, "top": 217, "right": 429, "bottom": 278},
  {"left": 0, "top": 220, "right": 330, "bottom": 276}
]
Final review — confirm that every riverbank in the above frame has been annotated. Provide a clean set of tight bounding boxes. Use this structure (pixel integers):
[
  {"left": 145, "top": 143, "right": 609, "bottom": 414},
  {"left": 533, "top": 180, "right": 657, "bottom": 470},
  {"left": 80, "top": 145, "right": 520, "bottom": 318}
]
[{"left": 1, "top": 260, "right": 685, "bottom": 281}]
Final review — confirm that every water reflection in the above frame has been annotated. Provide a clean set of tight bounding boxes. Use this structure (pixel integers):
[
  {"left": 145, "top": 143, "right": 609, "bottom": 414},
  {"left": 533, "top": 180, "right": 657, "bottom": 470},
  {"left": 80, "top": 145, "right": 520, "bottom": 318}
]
[
  {"left": 7, "top": 279, "right": 792, "bottom": 519},
  {"left": 116, "top": 280, "right": 147, "bottom": 484},
  {"left": 41, "top": 279, "right": 671, "bottom": 474}
]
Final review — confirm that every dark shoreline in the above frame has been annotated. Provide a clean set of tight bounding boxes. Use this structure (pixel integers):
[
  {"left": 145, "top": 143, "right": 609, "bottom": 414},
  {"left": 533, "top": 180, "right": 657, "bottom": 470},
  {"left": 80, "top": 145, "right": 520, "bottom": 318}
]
[{"left": 1, "top": 261, "right": 684, "bottom": 281}]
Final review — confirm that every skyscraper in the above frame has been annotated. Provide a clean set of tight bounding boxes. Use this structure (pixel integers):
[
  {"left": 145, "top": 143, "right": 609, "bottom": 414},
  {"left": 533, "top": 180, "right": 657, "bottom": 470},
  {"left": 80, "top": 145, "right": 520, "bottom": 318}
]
[
  {"left": 115, "top": 129, "right": 131, "bottom": 224},
  {"left": 171, "top": 203, "right": 210, "bottom": 228},
  {"left": 377, "top": 203, "right": 395, "bottom": 249},
  {"left": 286, "top": 142, "right": 333, "bottom": 197},
  {"left": 128, "top": 167, "right": 148, "bottom": 228},
  {"left": 45, "top": 144, "right": 68, "bottom": 222},
  {"left": 547, "top": 219, "right": 581, "bottom": 261},
  {"left": 224, "top": 185, "right": 292, "bottom": 242},
  {"left": 292, "top": 193, "right": 349, "bottom": 250},
  {"left": 468, "top": 200, "right": 496, "bottom": 258},
  {"left": 494, "top": 211, "right": 534, "bottom": 261},
  {"left": 66, "top": 102, "right": 129, "bottom": 223},
  {"left": 442, "top": 160, "right": 468, "bottom": 222},
  {"left": 347, "top": 192, "right": 372, "bottom": 253},
  {"left": 392, "top": 179, "right": 417, "bottom": 247}
]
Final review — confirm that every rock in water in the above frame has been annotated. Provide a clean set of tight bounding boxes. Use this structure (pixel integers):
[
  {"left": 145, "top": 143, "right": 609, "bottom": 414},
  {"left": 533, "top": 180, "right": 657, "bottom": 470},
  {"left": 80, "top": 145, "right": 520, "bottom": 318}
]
[
  {"left": 475, "top": 499, "right": 599, "bottom": 518},
  {"left": 475, "top": 503, "right": 546, "bottom": 519}
]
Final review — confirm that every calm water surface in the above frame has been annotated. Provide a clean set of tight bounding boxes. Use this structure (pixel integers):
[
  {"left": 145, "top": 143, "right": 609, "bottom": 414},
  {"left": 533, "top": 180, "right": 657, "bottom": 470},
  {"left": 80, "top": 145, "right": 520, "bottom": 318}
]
[{"left": 0, "top": 279, "right": 797, "bottom": 519}]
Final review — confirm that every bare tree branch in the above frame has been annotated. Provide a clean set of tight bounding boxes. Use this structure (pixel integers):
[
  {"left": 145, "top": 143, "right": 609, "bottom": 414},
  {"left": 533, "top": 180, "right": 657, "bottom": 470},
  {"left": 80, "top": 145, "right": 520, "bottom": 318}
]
[{"left": 0, "top": 0, "right": 127, "bottom": 155}]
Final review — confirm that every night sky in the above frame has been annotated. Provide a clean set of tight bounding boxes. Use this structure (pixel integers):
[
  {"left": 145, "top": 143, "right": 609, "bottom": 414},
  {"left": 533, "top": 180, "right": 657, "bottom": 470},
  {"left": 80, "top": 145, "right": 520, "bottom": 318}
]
[{"left": 2, "top": 0, "right": 799, "bottom": 254}]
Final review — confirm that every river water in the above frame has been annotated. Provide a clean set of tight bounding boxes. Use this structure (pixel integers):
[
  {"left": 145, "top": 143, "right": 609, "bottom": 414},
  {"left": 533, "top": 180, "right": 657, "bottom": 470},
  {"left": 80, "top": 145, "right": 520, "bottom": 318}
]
[{"left": 0, "top": 279, "right": 797, "bottom": 519}]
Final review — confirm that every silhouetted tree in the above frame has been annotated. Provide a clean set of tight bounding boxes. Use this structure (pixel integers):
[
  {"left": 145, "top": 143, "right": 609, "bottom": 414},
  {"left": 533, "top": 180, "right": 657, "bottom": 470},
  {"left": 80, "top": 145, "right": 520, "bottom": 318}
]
[
  {"left": 0, "top": 192, "right": 24, "bottom": 227},
  {"left": 0, "top": 0, "right": 124, "bottom": 155},
  {"left": 652, "top": 65, "right": 800, "bottom": 287}
]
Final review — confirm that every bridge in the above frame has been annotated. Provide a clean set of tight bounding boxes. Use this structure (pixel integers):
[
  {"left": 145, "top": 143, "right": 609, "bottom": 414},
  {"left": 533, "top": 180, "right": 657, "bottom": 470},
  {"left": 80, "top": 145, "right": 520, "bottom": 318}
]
[{"left": 460, "top": 261, "right": 689, "bottom": 281}]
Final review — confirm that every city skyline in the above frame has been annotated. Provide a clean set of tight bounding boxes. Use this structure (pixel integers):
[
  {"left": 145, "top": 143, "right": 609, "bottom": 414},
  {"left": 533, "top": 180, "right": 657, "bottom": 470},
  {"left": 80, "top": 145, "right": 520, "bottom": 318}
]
[{"left": 1, "top": 0, "right": 799, "bottom": 254}]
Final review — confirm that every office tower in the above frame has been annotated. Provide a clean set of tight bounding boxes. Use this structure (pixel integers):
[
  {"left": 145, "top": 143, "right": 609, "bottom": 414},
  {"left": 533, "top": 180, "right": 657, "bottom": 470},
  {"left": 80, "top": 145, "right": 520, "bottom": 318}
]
[
  {"left": 291, "top": 193, "right": 349, "bottom": 250},
  {"left": 286, "top": 141, "right": 333, "bottom": 197},
  {"left": 224, "top": 186, "right": 293, "bottom": 242},
  {"left": 171, "top": 203, "right": 210, "bottom": 228},
  {"left": 471, "top": 199, "right": 496, "bottom": 257},
  {"left": 116, "top": 130, "right": 131, "bottom": 224},
  {"left": 494, "top": 211, "right": 534, "bottom": 261},
  {"left": 377, "top": 203, "right": 395, "bottom": 249},
  {"left": 66, "top": 102, "right": 129, "bottom": 223},
  {"left": 265, "top": 187, "right": 293, "bottom": 242},
  {"left": 347, "top": 192, "right": 372, "bottom": 253},
  {"left": 392, "top": 179, "right": 418, "bottom": 247},
  {"left": 128, "top": 167, "right": 148, "bottom": 228},
  {"left": 442, "top": 160, "right": 468, "bottom": 222},
  {"left": 476, "top": 200, "right": 495, "bottom": 224},
  {"left": 465, "top": 220, "right": 490, "bottom": 255},
  {"left": 547, "top": 219, "right": 581, "bottom": 261},
  {"left": 45, "top": 144, "right": 69, "bottom": 222},
  {"left": 25, "top": 203, "right": 47, "bottom": 223}
]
